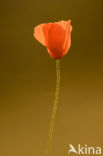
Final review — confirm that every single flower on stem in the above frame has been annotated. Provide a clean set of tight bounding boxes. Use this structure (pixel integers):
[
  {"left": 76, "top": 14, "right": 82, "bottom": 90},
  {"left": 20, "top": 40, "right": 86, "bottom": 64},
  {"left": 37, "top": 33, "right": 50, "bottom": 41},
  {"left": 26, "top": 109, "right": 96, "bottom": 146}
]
[{"left": 34, "top": 20, "right": 72, "bottom": 156}]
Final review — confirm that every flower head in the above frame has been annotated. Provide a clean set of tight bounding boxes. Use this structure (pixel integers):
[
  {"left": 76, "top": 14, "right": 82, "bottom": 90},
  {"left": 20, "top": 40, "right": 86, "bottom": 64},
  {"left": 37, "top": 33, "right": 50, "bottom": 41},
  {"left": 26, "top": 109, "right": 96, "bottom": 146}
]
[{"left": 34, "top": 20, "right": 72, "bottom": 59}]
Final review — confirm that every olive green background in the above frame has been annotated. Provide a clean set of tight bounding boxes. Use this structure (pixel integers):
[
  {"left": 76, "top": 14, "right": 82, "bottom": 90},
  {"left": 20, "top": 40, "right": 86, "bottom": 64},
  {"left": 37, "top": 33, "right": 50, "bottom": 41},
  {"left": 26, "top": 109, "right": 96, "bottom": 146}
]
[{"left": 0, "top": 0, "right": 103, "bottom": 156}]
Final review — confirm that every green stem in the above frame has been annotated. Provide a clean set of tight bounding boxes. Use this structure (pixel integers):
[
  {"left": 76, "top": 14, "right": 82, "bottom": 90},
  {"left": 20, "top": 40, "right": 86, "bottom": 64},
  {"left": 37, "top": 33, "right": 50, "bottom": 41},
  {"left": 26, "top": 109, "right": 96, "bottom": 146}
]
[{"left": 45, "top": 59, "right": 60, "bottom": 156}]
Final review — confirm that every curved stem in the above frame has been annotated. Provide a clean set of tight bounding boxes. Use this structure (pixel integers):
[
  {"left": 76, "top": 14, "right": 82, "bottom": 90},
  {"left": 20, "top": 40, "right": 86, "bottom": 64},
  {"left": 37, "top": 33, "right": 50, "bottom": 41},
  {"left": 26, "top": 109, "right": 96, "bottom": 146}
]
[{"left": 45, "top": 59, "right": 60, "bottom": 156}]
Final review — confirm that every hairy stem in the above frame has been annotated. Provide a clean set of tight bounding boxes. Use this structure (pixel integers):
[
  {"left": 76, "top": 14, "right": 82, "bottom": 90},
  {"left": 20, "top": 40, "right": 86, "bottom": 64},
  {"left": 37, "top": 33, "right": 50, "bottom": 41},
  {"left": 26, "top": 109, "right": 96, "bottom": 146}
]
[{"left": 45, "top": 59, "right": 60, "bottom": 156}]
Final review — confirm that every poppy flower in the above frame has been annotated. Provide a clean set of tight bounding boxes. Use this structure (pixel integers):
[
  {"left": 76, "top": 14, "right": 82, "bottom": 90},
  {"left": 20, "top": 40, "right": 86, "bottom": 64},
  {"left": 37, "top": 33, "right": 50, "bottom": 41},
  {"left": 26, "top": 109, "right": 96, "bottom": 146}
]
[
  {"left": 33, "top": 20, "right": 73, "bottom": 156},
  {"left": 34, "top": 20, "right": 72, "bottom": 59}
]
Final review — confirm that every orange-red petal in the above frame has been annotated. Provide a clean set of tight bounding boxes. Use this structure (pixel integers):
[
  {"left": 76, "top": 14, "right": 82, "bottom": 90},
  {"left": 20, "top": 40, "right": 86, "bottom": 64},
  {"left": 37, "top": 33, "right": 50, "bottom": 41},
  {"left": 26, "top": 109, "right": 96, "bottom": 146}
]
[
  {"left": 34, "top": 24, "right": 46, "bottom": 46},
  {"left": 62, "top": 20, "right": 72, "bottom": 57},
  {"left": 43, "top": 23, "right": 66, "bottom": 59}
]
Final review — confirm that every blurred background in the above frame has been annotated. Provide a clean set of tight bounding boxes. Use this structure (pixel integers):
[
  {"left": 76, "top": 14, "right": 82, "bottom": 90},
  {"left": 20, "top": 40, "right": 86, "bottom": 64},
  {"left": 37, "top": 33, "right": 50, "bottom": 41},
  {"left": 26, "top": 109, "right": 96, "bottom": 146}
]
[{"left": 0, "top": 0, "right": 103, "bottom": 156}]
